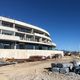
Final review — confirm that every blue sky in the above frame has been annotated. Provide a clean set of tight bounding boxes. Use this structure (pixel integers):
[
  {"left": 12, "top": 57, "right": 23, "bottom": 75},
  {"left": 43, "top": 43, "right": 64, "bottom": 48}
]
[{"left": 0, "top": 0, "right": 80, "bottom": 51}]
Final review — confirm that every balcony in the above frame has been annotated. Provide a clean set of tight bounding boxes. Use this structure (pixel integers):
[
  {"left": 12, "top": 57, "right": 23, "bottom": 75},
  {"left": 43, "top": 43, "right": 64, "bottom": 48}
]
[
  {"left": 0, "top": 25, "right": 17, "bottom": 32},
  {"left": 34, "top": 33, "right": 52, "bottom": 41},
  {"left": 52, "top": 42, "right": 56, "bottom": 47},
  {"left": 0, "top": 34, "right": 20, "bottom": 41},
  {"left": 0, "top": 33, "right": 55, "bottom": 47}
]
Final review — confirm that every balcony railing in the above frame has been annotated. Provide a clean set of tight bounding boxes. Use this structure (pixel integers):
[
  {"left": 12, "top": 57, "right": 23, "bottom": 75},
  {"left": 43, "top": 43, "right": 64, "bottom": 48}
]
[
  {"left": 0, "top": 25, "right": 17, "bottom": 32},
  {"left": 34, "top": 33, "right": 52, "bottom": 41},
  {"left": 0, "top": 34, "right": 55, "bottom": 46},
  {"left": 0, "top": 34, "right": 20, "bottom": 41}
]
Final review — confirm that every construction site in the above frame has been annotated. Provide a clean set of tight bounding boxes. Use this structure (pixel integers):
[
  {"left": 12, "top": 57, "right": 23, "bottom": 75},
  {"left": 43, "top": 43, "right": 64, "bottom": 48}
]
[{"left": 0, "top": 54, "right": 80, "bottom": 80}]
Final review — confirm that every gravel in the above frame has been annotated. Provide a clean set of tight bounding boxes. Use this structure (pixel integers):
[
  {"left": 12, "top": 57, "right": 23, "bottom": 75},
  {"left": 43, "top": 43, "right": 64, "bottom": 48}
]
[
  {"left": 0, "top": 58, "right": 80, "bottom": 80},
  {"left": 8, "top": 71, "right": 80, "bottom": 80}
]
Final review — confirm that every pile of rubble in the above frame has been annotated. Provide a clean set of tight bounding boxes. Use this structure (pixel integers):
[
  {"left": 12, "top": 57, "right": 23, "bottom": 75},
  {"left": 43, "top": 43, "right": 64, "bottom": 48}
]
[{"left": 51, "top": 60, "right": 80, "bottom": 74}]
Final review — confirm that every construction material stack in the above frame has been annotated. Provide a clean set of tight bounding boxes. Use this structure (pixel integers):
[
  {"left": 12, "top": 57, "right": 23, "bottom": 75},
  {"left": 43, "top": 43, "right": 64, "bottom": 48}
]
[
  {"left": 51, "top": 60, "right": 80, "bottom": 74},
  {"left": 51, "top": 62, "right": 73, "bottom": 74}
]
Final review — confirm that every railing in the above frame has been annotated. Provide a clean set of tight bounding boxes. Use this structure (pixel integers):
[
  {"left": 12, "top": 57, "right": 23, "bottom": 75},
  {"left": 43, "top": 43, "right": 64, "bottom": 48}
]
[
  {"left": 0, "top": 25, "right": 17, "bottom": 32},
  {"left": 0, "top": 34, "right": 20, "bottom": 41},
  {"left": 34, "top": 33, "right": 52, "bottom": 41},
  {"left": 0, "top": 34, "right": 55, "bottom": 46}
]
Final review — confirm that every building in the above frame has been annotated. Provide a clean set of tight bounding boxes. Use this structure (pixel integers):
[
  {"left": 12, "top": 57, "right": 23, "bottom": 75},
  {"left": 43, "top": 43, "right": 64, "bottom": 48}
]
[
  {"left": 0, "top": 16, "right": 63, "bottom": 59},
  {"left": 0, "top": 16, "right": 56, "bottom": 50}
]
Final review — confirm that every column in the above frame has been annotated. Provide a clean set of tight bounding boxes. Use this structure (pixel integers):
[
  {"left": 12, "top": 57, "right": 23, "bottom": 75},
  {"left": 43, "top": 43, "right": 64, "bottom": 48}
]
[
  {"left": 13, "top": 23, "right": 15, "bottom": 28},
  {"left": 1, "top": 29, "right": 2, "bottom": 34},
  {"left": 24, "top": 34, "right": 26, "bottom": 40},
  {"left": 0, "top": 20, "right": 2, "bottom": 34},
  {"left": 39, "top": 37, "right": 42, "bottom": 42},
  {"left": 13, "top": 23, "right": 15, "bottom": 36},
  {"left": 31, "top": 29, "right": 34, "bottom": 34},
  {"left": 0, "top": 20, "right": 2, "bottom": 26},
  {"left": 33, "top": 45, "right": 35, "bottom": 50},
  {"left": 33, "top": 35, "right": 35, "bottom": 41},
  {"left": 14, "top": 42, "right": 17, "bottom": 49},
  {"left": 43, "top": 33, "right": 45, "bottom": 36}
]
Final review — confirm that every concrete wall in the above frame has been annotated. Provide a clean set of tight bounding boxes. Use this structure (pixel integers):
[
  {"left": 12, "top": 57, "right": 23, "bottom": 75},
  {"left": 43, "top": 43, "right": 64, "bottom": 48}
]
[{"left": 0, "top": 49, "right": 64, "bottom": 59}]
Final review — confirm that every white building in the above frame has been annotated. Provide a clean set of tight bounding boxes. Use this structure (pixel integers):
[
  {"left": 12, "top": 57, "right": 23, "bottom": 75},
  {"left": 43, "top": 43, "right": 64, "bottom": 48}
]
[{"left": 0, "top": 16, "right": 63, "bottom": 59}]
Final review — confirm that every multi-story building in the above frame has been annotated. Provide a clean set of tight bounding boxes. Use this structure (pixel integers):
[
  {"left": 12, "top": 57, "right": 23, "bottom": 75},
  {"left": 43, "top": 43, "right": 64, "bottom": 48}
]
[
  {"left": 0, "top": 16, "right": 63, "bottom": 60},
  {"left": 0, "top": 16, "right": 56, "bottom": 50}
]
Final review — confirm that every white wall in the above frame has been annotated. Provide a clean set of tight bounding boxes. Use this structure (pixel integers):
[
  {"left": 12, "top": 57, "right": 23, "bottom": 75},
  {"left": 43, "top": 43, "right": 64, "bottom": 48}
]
[{"left": 0, "top": 49, "right": 64, "bottom": 59}]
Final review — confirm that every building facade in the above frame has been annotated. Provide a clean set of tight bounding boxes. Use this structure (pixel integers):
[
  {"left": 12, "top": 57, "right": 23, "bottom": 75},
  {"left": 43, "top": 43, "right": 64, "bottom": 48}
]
[
  {"left": 0, "top": 16, "right": 64, "bottom": 59},
  {"left": 0, "top": 16, "right": 56, "bottom": 50}
]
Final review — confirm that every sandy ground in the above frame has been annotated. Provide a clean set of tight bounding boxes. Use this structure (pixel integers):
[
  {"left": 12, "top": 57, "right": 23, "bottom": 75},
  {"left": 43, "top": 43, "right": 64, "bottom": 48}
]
[{"left": 0, "top": 57, "right": 80, "bottom": 80}]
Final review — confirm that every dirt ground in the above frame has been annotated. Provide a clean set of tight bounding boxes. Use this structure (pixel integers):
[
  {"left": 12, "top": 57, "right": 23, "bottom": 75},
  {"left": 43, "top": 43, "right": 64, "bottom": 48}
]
[{"left": 0, "top": 56, "right": 80, "bottom": 80}]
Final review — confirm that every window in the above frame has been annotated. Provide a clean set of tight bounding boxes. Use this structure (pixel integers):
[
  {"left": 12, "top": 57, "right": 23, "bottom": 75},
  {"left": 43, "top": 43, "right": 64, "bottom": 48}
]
[
  {"left": 2, "top": 30, "right": 14, "bottom": 35},
  {"left": 15, "top": 24, "right": 32, "bottom": 33},
  {"left": 2, "top": 21, "right": 13, "bottom": 27}
]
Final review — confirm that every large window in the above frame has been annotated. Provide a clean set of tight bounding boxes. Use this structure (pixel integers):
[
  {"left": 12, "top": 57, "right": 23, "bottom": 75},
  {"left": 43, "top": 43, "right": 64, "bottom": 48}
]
[
  {"left": 0, "top": 42, "right": 12, "bottom": 49},
  {"left": 45, "top": 33, "right": 50, "bottom": 37},
  {"left": 2, "top": 21, "right": 13, "bottom": 27},
  {"left": 26, "top": 44, "right": 34, "bottom": 49},
  {"left": 15, "top": 33, "right": 25, "bottom": 40},
  {"left": 26, "top": 35, "right": 34, "bottom": 41},
  {"left": 2, "top": 30, "right": 14, "bottom": 35},
  {"left": 15, "top": 24, "right": 31, "bottom": 33},
  {"left": 34, "top": 29, "right": 44, "bottom": 35}
]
